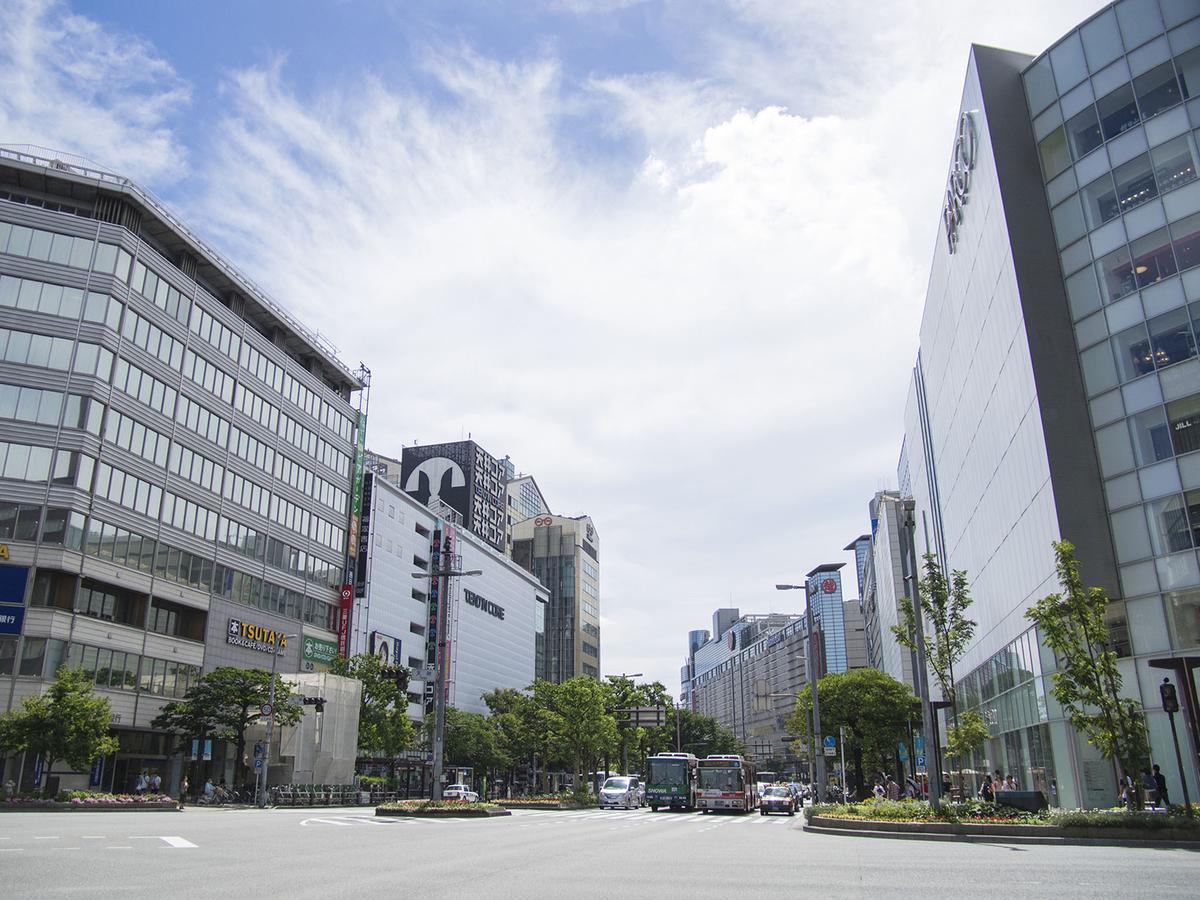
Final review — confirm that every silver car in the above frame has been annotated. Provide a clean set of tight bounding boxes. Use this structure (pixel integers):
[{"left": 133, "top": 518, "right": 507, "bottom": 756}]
[{"left": 598, "top": 776, "right": 641, "bottom": 809}]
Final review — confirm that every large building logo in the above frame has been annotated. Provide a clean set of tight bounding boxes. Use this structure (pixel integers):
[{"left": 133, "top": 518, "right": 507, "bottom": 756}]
[
  {"left": 942, "top": 110, "right": 978, "bottom": 255},
  {"left": 403, "top": 457, "right": 467, "bottom": 516}
]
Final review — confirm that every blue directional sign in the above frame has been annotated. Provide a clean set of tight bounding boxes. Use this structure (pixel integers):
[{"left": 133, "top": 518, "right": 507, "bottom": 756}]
[
  {"left": 823, "top": 735, "right": 837, "bottom": 749},
  {"left": 914, "top": 735, "right": 925, "bottom": 753},
  {"left": 898, "top": 743, "right": 909, "bottom": 762}
]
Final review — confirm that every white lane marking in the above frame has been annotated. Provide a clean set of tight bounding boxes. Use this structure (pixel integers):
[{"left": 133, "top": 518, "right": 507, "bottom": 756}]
[
  {"left": 106, "top": 846, "right": 133, "bottom": 850},
  {"left": 300, "top": 815, "right": 415, "bottom": 827},
  {"left": 0, "top": 848, "right": 24, "bottom": 852},
  {"left": 34, "top": 836, "right": 60, "bottom": 840},
  {"left": 50, "top": 847, "right": 81, "bottom": 851},
  {"left": 159, "top": 836, "right": 198, "bottom": 849},
  {"left": 80, "top": 836, "right": 105, "bottom": 840},
  {"left": 300, "top": 817, "right": 354, "bottom": 826}
]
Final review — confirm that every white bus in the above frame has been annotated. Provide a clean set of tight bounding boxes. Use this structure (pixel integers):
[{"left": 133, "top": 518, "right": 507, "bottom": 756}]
[{"left": 695, "top": 755, "right": 757, "bottom": 813}]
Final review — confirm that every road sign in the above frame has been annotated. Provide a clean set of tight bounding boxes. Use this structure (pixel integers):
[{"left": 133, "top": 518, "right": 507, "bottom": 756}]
[
  {"left": 253, "top": 759, "right": 264, "bottom": 771},
  {"left": 914, "top": 735, "right": 925, "bottom": 753},
  {"left": 260, "top": 703, "right": 274, "bottom": 717},
  {"left": 899, "top": 743, "right": 909, "bottom": 762},
  {"left": 915, "top": 755, "right": 926, "bottom": 768},
  {"left": 823, "top": 735, "right": 836, "bottom": 749},
  {"left": 824, "top": 747, "right": 837, "bottom": 757}
]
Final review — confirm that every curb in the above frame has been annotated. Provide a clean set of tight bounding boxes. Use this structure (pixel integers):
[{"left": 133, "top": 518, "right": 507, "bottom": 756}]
[{"left": 0, "top": 805, "right": 180, "bottom": 813}]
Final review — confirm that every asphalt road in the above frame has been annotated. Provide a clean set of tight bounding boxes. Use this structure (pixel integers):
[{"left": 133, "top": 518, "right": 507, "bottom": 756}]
[{"left": 2, "top": 805, "right": 1197, "bottom": 899}]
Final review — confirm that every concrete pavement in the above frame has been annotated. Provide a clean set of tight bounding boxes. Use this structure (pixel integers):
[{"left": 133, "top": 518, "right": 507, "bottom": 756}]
[{"left": 2, "top": 805, "right": 1197, "bottom": 898}]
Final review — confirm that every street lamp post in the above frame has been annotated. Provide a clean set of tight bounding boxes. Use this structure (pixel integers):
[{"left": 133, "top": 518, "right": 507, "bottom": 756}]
[
  {"left": 775, "top": 583, "right": 825, "bottom": 793},
  {"left": 256, "top": 632, "right": 298, "bottom": 808},
  {"left": 414, "top": 566, "right": 482, "bottom": 801}
]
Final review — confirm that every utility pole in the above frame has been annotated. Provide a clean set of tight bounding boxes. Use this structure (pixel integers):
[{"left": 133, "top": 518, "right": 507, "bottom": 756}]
[{"left": 900, "top": 500, "right": 941, "bottom": 810}]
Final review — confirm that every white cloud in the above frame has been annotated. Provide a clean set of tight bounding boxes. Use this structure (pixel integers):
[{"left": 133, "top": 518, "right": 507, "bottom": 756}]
[
  {"left": 0, "top": 0, "right": 1117, "bottom": 692},
  {"left": 0, "top": 0, "right": 189, "bottom": 182}
]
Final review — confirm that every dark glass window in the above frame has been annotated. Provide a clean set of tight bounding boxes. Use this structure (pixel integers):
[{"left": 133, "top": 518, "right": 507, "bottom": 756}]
[
  {"left": 1152, "top": 134, "right": 1199, "bottom": 194},
  {"left": 1147, "top": 308, "right": 1197, "bottom": 369},
  {"left": 1097, "top": 83, "right": 1140, "bottom": 140},
  {"left": 1081, "top": 175, "right": 1121, "bottom": 228},
  {"left": 18, "top": 637, "right": 46, "bottom": 676},
  {"left": 1131, "top": 228, "right": 1177, "bottom": 289},
  {"left": 1169, "top": 393, "right": 1200, "bottom": 456},
  {"left": 1134, "top": 62, "right": 1183, "bottom": 118},
  {"left": 1172, "top": 213, "right": 1200, "bottom": 271},
  {"left": 1066, "top": 106, "right": 1104, "bottom": 159},
  {"left": 1113, "top": 323, "right": 1155, "bottom": 381},
  {"left": 1180, "top": 47, "right": 1200, "bottom": 99},
  {"left": 1114, "top": 153, "right": 1158, "bottom": 214}
]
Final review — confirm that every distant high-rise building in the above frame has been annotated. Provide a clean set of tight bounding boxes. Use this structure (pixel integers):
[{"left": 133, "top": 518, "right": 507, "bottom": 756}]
[
  {"left": 511, "top": 514, "right": 600, "bottom": 681},
  {"left": 505, "top": 473, "right": 550, "bottom": 555},
  {"left": 857, "top": 491, "right": 916, "bottom": 691},
  {"left": 399, "top": 440, "right": 507, "bottom": 553}
]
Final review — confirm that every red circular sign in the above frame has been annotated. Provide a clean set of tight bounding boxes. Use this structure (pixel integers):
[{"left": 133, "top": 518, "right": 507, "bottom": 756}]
[{"left": 821, "top": 578, "right": 837, "bottom": 594}]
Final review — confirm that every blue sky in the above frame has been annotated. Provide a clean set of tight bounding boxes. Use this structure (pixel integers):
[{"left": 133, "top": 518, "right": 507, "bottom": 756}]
[{"left": 1, "top": 0, "right": 1112, "bottom": 691}]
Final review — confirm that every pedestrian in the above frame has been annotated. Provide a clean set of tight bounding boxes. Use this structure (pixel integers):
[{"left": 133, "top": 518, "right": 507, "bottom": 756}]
[
  {"left": 979, "top": 774, "right": 995, "bottom": 802},
  {"left": 1141, "top": 768, "right": 1157, "bottom": 808},
  {"left": 1119, "top": 769, "right": 1136, "bottom": 810},
  {"left": 886, "top": 776, "right": 900, "bottom": 802},
  {"left": 1004, "top": 774, "right": 1018, "bottom": 792},
  {"left": 179, "top": 775, "right": 189, "bottom": 809},
  {"left": 1153, "top": 764, "right": 1169, "bottom": 809},
  {"left": 135, "top": 771, "right": 148, "bottom": 795},
  {"left": 150, "top": 772, "right": 162, "bottom": 794}
]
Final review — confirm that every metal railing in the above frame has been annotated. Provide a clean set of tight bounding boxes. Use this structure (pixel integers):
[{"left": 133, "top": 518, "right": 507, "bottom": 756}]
[{"left": 0, "top": 143, "right": 358, "bottom": 385}]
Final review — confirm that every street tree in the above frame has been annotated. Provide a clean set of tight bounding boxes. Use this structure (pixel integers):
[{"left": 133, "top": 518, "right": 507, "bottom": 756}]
[
  {"left": 786, "top": 669, "right": 916, "bottom": 799},
  {"left": 944, "top": 710, "right": 990, "bottom": 776},
  {"left": 533, "top": 677, "right": 617, "bottom": 791},
  {"left": 1025, "top": 540, "right": 1149, "bottom": 788},
  {"left": 892, "top": 552, "right": 976, "bottom": 787},
  {"left": 438, "top": 707, "right": 508, "bottom": 783},
  {"left": 152, "top": 665, "right": 301, "bottom": 786},
  {"left": 648, "top": 708, "right": 743, "bottom": 758},
  {"left": 0, "top": 667, "right": 119, "bottom": 795},
  {"left": 329, "top": 653, "right": 414, "bottom": 778},
  {"left": 483, "top": 687, "right": 541, "bottom": 792}
]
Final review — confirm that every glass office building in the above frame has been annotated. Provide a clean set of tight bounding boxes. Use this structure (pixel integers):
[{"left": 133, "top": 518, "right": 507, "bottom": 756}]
[
  {"left": 901, "top": 1, "right": 1200, "bottom": 809},
  {"left": 0, "top": 147, "right": 361, "bottom": 793}
]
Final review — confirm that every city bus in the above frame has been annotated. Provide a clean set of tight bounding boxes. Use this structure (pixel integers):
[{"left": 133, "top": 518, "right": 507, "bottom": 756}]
[
  {"left": 695, "top": 755, "right": 757, "bottom": 813},
  {"left": 645, "top": 753, "right": 698, "bottom": 811}
]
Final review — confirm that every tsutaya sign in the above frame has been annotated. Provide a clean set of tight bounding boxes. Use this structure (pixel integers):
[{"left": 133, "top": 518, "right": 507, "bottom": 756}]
[
  {"left": 228, "top": 618, "right": 289, "bottom": 655},
  {"left": 942, "top": 110, "right": 978, "bottom": 255}
]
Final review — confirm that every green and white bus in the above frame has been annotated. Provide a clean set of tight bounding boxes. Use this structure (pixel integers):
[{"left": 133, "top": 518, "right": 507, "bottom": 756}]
[{"left": 645, "top": 753, "right": 698, "bottom": 811}]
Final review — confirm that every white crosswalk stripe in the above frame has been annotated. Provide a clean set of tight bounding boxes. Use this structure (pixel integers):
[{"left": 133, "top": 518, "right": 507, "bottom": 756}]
[{"left": 509, "top": 810, "right": 794, "bottom": 831}]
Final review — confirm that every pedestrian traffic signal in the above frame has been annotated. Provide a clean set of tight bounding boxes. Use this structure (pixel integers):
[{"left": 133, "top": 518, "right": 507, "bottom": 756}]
[{"left": 1160, "top": 678, "right": 1180, "bottom": 713}]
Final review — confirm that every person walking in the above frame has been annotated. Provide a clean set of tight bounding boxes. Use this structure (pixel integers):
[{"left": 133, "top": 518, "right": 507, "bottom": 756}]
[
  {"left": 179, "top": 775, "right": 189, "bottom": 809},
  {"left": 1141, "top": 769, "right": 1157, "bottom": 808},
  {"left": 886, "top": 776, "right": 900, "bottom": 801},
  {"left": 135, "top": 771, "right": 148, "bottom": 795},
  {"left": 150, "top": 772, "right": 162, "bottom": 795},
  {"left": 1153, "top": 765, "right": 1169, "bottom": 809},
  {"left": 873, "top": 780, "right": 885, "bottom": 800},
  {"left": 1119, "top": 769, "right": 1136, "bottom": 810},
  {"left": 979, "top": 774, "right": 995, "bottom": 802}
]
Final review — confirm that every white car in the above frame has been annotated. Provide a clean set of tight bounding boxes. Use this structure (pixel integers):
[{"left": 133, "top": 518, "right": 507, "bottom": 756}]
[
  {"left": 599, "top": 776, "right": 641, "bottom": 809},
  {"left": 443, "top": 784, "right": 479, "bottom": 802}
]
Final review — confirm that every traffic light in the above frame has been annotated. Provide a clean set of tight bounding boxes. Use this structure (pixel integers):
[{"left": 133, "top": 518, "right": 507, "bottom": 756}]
[
  {"left": 1160, "top": 679, "right": 1180, "bottom": 713},
  {"left": 300, "top": 695, "right": 326, "bottom": 713}
]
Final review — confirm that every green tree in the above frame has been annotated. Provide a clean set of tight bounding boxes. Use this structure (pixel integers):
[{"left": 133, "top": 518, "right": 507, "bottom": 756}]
[
  {"left": 0, "top": 667, "right": 119, "bottom": 794},
  {"left": 1025, "top": 540, "right": 1149, "bottom": 791},
  {"left": 152, "top": 666, "right": 301, "bottom": 786},
  {"left": 786, "top": 669, "right": 916, "bottom": 799},
  {"left": 483, "top": 687, "right": 540, "bottom": 791},
  {"left": 944, "top": 709, "right": 990, "bottom": 773},
  {"left": 438, "top": 708, "right": 508, "bottom": 775},
  {"left": 892, "top": 552, "right": 976, "bottom": 786},
  {"left": 329, "top": 653, "right": 414, "bottom": 778},
  {"left": 647, "top": 708, "right": 744, "bottom": 758},
  {"left": 533, "top": 677, "right": 617, "bottom": 788}
]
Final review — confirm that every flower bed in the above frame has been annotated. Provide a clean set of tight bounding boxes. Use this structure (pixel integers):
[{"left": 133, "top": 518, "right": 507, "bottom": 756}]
[
  {"left": 804, "top": 799, "right": 1200, "bottom": 834},
  {"left": 495, "top": 794, "right": 589, "bottom": 810},
  {"left": 1, "top": 791, "right": 178, "bottom": 812},
  {"left": 375, "top": 799, "right": 511, "bottom": 818},
  {"left": 806, "top": 801, "right": 1200, "bottom": 844}
]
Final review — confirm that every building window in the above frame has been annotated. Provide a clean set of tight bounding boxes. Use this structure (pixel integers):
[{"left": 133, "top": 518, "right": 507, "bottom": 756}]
[
  {"left": 1096, "top": 83, "right": 1139, "bottom": 141},
  {"left": 1133, "top": 62, "right": 1183, "bottom": 120},
  {"left": 1167, "top": 392, "right": 1200, "bottom": 456}
]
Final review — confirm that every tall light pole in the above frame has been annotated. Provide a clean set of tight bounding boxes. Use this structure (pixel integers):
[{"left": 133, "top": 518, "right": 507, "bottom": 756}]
[
  {"left": 776, "top": 582, "right": 825, "bottom": 793},
  {"left": 256, "top": 632, "right": 298, "bottom": 808},
  {"left": 413, "top": 566, "right": 481, "bottom": 801},
  {"left": 898, "top": 499, "right": 942, "bottom": 809},
  {"left": 605, "top": 672, "right": 643, "bottom": 777}
]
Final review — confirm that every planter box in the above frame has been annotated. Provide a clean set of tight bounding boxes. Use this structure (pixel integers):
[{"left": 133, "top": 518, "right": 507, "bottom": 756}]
[
  {"left": 807, "top": 814, "right": 1200, "bottom": 843},
  {"left": 375, "top": 805, "right": 511, "bottom": 818},
  {"left": 495, "top": 802, "right": 587, "bottom": 810}
]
